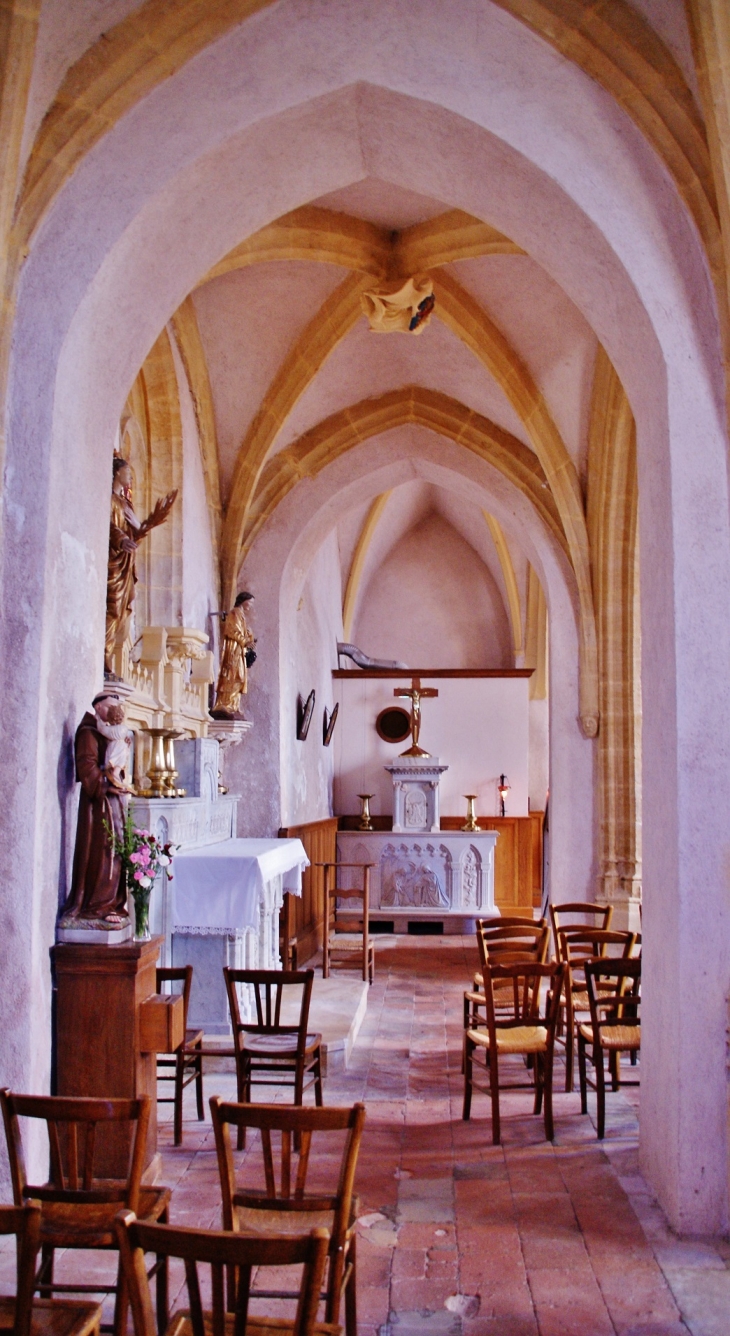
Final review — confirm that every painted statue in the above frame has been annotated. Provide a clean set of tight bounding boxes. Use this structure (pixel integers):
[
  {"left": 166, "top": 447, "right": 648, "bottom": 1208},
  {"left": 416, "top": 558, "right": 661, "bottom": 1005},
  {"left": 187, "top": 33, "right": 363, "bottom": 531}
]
[
  {"left": 105, "top": 456, "right": 177, "bottom": 676},
  {"left": 211, "top": 592, "right": 257, "bottom": 719},
  {"left": 59, "top": 691, "right": 134, "bottom": 929}
]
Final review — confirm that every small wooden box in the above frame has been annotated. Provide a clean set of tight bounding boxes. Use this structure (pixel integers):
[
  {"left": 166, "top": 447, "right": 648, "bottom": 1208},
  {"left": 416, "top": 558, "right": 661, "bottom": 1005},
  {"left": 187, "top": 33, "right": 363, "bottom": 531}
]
[{"left": 139, "top": 994, "right": 184, "bottom": 1053}]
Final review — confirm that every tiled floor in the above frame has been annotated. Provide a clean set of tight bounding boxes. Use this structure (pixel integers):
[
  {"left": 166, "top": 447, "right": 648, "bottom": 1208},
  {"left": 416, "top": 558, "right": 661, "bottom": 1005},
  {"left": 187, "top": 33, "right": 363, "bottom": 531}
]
[{"left": 3, "top": 938, "right": 730, "bottom": 1335}]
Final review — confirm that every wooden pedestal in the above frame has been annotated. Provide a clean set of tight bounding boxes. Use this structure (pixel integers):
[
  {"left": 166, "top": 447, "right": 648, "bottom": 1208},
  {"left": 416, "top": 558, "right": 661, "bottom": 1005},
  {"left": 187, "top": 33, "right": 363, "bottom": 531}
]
[{"left": 51, "top": 935, "right": 166, "bottom": 1179}]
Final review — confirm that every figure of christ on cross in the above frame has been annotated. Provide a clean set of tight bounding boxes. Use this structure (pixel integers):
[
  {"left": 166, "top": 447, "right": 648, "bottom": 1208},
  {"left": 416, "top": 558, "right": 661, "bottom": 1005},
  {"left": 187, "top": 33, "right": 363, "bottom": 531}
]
[{"left": 395, "top": 677, "right": 439, "bottom": 756}]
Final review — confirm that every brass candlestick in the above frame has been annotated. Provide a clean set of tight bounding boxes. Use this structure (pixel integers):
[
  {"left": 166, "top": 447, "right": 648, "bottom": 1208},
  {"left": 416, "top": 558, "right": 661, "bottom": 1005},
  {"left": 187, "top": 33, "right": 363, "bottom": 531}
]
[
  {"left": 143, "top": 729, "right": 169, "bottom": 798},
  {"left": 357, "top": 794, "right": 375, "bottom": 831},
  {"left": 163, "top": 730, "right": 185, "bottom": 798},
  {"left": 462, "top": 795, "right": 479, "bottom": 832}
]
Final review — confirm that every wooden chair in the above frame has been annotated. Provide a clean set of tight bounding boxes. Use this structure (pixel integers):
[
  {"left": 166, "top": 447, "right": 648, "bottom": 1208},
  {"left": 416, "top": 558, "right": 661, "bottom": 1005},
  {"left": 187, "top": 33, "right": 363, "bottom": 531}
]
[
  {"left": 578, "top": 957, "right": 641, "bottom": 1139},
  {"left": 556, "top": 928, "right": 637, "bottom": 1092},
  {"left": 318, "top": 864, "right": 375, "bottom": 985},
  {"left": 156, "top": 967, "right": 205, "bottom": 1147},
  {"left": 462, "top": 959, "right": 566, "bottom": 1144},
  {"left": 0, "top": 1200, "right": 102, "bottom": 1336},
  {"left": 115, "top": 1210, "right": 331, "bottom": 1336},
  {"left": 223, "top": 970, "right": 323, "bottom": 1149},
  {"left": 550, "top": 901, "right": 613, "bottom": 961},
  {"left": 210, "top": 1099, "right": 365, "bottom": 1336},
  {"left": 0, "top": 1092, "right": 169, "bottom": 1336},
  {"left": 463, "top": 919, "right": 549, "bottom": 1052}
]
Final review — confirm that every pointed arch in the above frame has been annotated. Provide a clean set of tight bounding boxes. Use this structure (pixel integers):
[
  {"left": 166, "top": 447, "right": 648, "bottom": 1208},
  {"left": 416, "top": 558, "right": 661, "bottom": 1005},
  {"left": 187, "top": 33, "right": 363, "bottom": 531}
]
[{"left": 237, "top": 385, "right": 567, "bottom": 575}]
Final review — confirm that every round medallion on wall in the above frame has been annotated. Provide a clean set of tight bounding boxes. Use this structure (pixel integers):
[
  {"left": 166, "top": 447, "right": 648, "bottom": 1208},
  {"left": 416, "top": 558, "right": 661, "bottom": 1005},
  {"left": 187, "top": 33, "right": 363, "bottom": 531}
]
[{"left": 375, "top": 705, "right": 411, "bottom": 744}]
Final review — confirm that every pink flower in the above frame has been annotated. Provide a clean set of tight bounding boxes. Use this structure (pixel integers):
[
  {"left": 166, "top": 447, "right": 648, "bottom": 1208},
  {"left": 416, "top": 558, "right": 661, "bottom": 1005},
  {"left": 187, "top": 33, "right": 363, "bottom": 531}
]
[{"left": 129, "top": 851, "right": 142, "bottom": 864}]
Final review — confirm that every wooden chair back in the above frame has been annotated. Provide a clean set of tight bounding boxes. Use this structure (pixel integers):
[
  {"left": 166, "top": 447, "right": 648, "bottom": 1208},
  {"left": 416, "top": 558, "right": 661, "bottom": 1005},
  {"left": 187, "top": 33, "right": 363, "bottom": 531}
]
[
  {"left": 0, "top": 1091, "right": 150, "bottom": 1212},
  {"left": 211, "top": 1099, "right": 365, "bottom": 1228},
  {"left": 550, "top": 902, "right": 613, "bottom": 959},
  {"left": 115, "top": 1210, "right": 330, "bottom": 1336},
  {"left": 583, "top": 957, "right": 641, "bottom": 1039},
  {"left": 156, "top": 967, "right": 192, "bottom": 1035},
  {"left": 558, "top": 928, "right": 637, "bottom": 976},
  {"left": 0, "top": 1201, "right": 41, "bottom": 1336},
  {"left": 477, "top": 919, "right": 549, "bottom": 965},
  {"left": 223, "top": 969, "right": 314, "bottom": 1066},
  {"left": 319, "top": 862, "right": 374, "bottom": 982},
  {"left": 480, "top": 959, "right": 566, "bottom": 1039}
]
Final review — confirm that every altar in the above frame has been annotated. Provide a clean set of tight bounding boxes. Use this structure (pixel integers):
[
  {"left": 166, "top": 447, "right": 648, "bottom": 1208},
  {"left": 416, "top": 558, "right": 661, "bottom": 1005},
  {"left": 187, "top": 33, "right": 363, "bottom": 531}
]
[
  {"left": 336, "top": 829, "right": 499, "bottom": 932},
  {"left": 171, "top": 837, "right": 308, "bottom": 1032}
]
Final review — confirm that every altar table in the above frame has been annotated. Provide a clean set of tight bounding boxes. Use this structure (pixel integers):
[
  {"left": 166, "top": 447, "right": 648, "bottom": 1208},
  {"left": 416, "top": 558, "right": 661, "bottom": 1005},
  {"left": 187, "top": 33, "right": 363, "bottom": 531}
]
[
  {"left": 336, "top": 829, "right": 499, "bottom": 932},
  {"left": 171, "top": 837, "right": 308, "bottom": 1033}
]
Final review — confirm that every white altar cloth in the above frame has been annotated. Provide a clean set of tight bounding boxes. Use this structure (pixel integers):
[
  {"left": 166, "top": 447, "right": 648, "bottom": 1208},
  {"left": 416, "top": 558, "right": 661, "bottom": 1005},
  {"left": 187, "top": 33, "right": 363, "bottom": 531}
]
[{"left": 172, "top": 838, "right": 308, "bottom": 934}]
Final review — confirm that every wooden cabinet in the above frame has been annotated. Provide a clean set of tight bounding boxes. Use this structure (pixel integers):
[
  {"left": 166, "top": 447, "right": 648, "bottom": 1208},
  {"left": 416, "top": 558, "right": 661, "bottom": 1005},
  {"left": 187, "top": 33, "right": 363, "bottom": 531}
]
[{"left": 51, "top": 936, "right": 164, "bottom": 1179}]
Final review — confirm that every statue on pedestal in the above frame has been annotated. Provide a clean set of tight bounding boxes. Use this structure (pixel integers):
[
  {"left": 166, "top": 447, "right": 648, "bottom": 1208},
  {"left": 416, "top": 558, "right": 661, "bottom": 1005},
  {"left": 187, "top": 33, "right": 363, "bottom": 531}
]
[
  {"left": 59, "top": 692, "right": 133, "bottom": 930},
  {"left": 211, "top": 592, "right": 257, "bottom": 719},
  {"left": 105, "top": 456, "right": 177, "bottom": 677}
]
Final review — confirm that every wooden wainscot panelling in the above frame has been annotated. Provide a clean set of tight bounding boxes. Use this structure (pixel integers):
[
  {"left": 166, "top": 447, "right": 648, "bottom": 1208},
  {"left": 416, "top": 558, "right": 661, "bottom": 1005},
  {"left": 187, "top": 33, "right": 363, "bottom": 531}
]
[
  {"left": 279, "top": 817, "right": 338, "bottom": 966},
  {"left": 440, "top": 813, "right": 544, "bottom": 911}
]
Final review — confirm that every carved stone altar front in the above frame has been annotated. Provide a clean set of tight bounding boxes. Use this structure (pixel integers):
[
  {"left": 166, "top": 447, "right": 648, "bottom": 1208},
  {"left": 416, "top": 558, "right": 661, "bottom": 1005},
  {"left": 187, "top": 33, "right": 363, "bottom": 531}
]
[{"left": 336, "top": 829, "right": 499, "bottom": 931}]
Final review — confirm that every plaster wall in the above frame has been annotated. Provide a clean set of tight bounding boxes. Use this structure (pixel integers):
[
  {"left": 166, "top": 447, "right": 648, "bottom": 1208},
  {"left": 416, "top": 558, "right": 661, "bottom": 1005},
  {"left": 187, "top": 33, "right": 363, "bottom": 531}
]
[
  {"left": 172, "top": 332, "right": 219, "bottom": 633},
  {"left": 192, "top": 262, "right": 348, "bottom": 504},
  {"left": 353, "top": 511, "right": 512, "bottom": 669},
  {"left": 274, "top": 314, "right": 531, "bottom": 457},
  {"left": 449, "top": 255, "right": 597, "bottom": 483},
  {"left": 3, "top": 0, "right": 726, "bottom": 1228},
  {"left": 282, "top": 530, "right": 342, "bottom": 826},
  {"left": 333, "top": 675, "right": 529, "bottom": 821},
  {"left": 529, "top": 697, "right": 549, "bottom": 814}
]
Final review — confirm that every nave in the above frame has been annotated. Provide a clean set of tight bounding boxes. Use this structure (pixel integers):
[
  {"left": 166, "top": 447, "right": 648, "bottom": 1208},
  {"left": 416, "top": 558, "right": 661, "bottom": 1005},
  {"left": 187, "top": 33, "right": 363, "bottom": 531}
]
[{"left": 4, "top": 941, "right": 721, "bottom": 1336}]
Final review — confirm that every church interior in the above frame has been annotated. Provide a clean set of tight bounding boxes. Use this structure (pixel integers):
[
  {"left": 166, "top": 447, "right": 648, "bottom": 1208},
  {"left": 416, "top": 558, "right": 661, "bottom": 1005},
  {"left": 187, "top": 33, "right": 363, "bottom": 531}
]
[{"left": 1, "top": 1, "right": 730, "bottom": 1333}]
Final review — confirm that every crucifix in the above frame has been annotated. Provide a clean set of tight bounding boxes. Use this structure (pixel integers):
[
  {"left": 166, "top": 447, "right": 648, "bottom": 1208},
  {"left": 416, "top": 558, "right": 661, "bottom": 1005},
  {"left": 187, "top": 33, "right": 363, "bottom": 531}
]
[{"left": 395, "top": 677, "right": 438, "bottom": 757}]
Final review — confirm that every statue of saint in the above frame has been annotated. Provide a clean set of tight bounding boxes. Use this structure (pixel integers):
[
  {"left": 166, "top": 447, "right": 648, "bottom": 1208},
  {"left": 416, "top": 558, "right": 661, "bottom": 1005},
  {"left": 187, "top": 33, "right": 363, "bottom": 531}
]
[
  {"left": 211, "top": 592, "right": 257, "bottom": 719},
  {"left": 59, "top": 692, "right": 134, "bottom": 928},
  {"left": 105, "top": 456, "right": 177, "bottom": 676}
]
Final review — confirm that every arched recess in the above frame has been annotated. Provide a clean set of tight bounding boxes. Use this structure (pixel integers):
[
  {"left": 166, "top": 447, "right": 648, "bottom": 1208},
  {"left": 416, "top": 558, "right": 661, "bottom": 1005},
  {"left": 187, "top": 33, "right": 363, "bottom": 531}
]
[
  {"left": 226, "top": 428, "right": 592, "bottom": 909},
  {"left": 214, "top": 211, "right": 597, "bottom": 729},
  {"left": 587, "top": 345, "right": 642, "bottom": 930},
  {"left": 4, "top": 22, "right": 730, "bottom": 1233},
  {"left": 238, "top": 386, "right": 566, "bottom": 564}
]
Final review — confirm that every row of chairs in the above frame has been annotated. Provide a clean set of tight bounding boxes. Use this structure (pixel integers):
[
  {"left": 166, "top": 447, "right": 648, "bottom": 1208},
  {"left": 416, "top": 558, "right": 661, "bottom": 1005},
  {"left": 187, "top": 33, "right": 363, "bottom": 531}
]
[
  {"left": 462, "top": 903, "right": 641, "bottom": 1143},
  {"left": 0, "top": 969, "right": 366, "bottom": 1336}
]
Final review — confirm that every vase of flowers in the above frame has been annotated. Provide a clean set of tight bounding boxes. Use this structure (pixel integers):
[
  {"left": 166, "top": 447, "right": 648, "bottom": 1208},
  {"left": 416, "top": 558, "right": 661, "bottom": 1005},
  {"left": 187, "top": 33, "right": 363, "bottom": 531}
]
[{"left": 106, "top": 809, "right": 176, "bottom": 941}]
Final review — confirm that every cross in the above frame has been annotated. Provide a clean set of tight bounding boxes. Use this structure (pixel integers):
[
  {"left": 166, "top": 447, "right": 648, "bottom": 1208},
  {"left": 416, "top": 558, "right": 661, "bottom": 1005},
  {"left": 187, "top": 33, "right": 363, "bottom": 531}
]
[{"left": 394, "top": 677, "right": 438, "bottom": 756}]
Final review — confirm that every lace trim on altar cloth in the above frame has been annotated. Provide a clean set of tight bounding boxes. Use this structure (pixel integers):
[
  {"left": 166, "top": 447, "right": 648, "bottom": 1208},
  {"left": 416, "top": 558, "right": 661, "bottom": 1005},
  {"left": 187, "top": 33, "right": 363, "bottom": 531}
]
[{"left": 173, "top": 924, "right": 257, "bottom": 937}]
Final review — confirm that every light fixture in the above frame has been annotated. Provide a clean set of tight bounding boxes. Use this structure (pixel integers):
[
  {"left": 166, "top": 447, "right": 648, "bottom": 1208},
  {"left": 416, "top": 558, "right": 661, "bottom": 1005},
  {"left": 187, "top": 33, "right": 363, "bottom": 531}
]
[{"left": 498, "top": 774, "right": 511, "bottom": 818}]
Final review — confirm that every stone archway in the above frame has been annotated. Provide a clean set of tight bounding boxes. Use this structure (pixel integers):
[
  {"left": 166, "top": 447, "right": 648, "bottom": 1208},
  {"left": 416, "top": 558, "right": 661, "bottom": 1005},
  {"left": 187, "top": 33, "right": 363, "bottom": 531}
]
[{"left": 2, "top": 7, "right": 729, "bottom": 1230}]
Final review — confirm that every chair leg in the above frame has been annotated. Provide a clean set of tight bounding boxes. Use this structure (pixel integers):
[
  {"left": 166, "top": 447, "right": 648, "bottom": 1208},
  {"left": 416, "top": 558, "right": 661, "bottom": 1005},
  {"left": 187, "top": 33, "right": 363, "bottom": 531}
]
[
  {"left": 313, "top": 1049, "right": 324, "bottom": 1106},
  {"left": 462, "top": 1036, "right": 473, "bottom": 1120},
  {"left": 195, "top": 1043, "right": 205, "bottom": 1120},
  {"left": 236, "top": 1058, "right": 249, "bottom": 1151},
  {"left": 610, "top": 1050, "right": 620, "bottom": 1091},
  {"left": 174, "top": 1050, "right": 184, "bottom": 1146},
  {"left": 595, "top": 1045, "right": 606, "bottom": 1140},
  {"left": 112, "top": 1255, "right": 128, "bottom": 1336},
  {"left": 37, "top": 1245, "right": 54, "bottom": 1298},
  {"left": 488, "top": 1048, "right": 501, "bottom": 1145},
  {"left": 578, "top": 1031, "right": 588, "bottom": 1115},
  {"left": 344, "top": 1233, "right": 357, "bottom": 1336},
  {"left": 543, "top": 1050, "right": 555, "bottom": 1141},
  {"left": 156, "top": 1203, "right": 169, "bottom": 1336},
  {"left": 533, "top": 1053, "right": 544, "bottom": 1114},
  {"left": 564, "top": 994, "right": 574, "bottom": 1092}
]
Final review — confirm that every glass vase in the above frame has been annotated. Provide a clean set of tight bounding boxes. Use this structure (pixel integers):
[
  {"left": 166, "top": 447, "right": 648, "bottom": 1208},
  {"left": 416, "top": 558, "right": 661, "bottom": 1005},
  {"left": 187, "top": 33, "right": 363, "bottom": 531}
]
[{"left": 132, "top": 888, "right": 151, "bottom": 941}]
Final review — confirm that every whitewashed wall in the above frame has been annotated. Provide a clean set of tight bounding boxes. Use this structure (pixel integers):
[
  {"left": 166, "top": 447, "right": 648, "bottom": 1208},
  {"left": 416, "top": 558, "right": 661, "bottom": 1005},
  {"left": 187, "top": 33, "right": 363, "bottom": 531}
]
[{"left": 333, "top": 674, "right": 529, "bottom": 820}]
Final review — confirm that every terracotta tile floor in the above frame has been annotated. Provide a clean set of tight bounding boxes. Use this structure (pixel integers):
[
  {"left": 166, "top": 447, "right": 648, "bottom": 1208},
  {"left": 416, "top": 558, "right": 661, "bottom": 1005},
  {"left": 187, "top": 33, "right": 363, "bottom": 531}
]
[{"left": 3, "top": 937, "right": 730, "bottom": 1335}]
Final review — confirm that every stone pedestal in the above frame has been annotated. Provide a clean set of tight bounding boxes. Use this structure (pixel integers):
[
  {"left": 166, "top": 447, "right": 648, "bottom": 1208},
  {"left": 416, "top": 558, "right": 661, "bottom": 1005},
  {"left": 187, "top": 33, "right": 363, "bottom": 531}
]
[
  {"left": 51, "top": 936, "right": 166, "bottom": 1178},
  {"left": 385, "top": 757, "right": 449, "bottom": 832}
]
